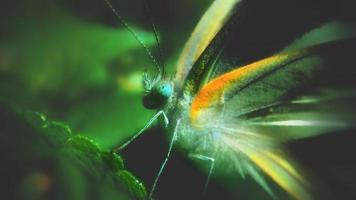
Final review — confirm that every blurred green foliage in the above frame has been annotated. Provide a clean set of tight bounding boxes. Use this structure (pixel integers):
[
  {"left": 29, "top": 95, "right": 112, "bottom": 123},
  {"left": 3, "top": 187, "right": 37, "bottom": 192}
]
[
  {"left": 1, "top": 9, "right": 157, "bottom": 148},
  {"left": 0, "top": 0, "right": 208, "bottom": 148}
]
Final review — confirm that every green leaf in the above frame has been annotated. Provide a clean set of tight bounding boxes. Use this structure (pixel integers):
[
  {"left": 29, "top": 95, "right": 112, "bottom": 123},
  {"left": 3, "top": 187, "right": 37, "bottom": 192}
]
[
  {"left": 0, "top": 105, "right": 147, "bottom": 200},
  {"left": 118, "top": 170, "right": 148, "bottom": 200},
  {"left": 101, "top": 150, "right": 125, "bottom": 172}
]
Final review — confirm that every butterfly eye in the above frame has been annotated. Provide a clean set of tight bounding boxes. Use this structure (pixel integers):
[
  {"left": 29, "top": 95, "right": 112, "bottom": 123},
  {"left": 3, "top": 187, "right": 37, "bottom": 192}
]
[
  {"left": 157, "top": 83, "right": 173, "bottom": 99},
  {"left": 142, "top": 82, "right": 173, "bottom": 109}
]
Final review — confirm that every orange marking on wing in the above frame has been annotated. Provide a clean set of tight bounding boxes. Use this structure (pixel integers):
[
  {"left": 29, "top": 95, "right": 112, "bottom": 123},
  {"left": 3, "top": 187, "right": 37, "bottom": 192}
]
[{"left": 189, "top": 51, "right": 304, "bottom": 125}]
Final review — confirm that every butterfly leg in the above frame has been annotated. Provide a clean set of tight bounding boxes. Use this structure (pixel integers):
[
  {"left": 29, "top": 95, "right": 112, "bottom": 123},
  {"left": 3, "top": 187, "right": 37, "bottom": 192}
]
[
  {"left": 188, "top": 154, "right": 215, "bottom": 197},
  {"left": 115, "top": 110, "right": 169, "bottom": 152},
  {"left": 149, "top": 118, "right": 181, "bottom": 199}
]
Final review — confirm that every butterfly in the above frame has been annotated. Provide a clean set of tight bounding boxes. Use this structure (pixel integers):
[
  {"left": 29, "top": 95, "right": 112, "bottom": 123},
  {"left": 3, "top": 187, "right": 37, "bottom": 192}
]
[{"left": 105, "top": 0, "right": 356, "bottom": 199}]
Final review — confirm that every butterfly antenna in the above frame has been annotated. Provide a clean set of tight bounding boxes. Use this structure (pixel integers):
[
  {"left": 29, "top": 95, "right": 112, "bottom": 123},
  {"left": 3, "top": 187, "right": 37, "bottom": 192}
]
[
  {"left": 142, "top": 0, "right": 166, "bottom": 77},
  {"left": 103, "top": 0, "right": 162, "bottom": 81}
]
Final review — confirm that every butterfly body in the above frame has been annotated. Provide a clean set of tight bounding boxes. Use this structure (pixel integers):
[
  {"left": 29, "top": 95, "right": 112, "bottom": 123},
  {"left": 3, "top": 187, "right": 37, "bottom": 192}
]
[{"left": 105, "top": 0, "right": 356, "bottom": 199}]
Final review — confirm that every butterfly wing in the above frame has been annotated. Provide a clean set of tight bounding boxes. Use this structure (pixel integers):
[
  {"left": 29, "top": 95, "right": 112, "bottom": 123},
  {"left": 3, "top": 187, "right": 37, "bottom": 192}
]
[
  {"left": 172, "top": 0, "right": 356, "bottom": 199},
  {"left": 174, "top": 0, "right": 241, "bottom": 89},
  {"left": 179, "top": 0, "right": 356, "bottom": 97},
  {"left": 188, "top": 38, "right": 356, "bottom": 199}
]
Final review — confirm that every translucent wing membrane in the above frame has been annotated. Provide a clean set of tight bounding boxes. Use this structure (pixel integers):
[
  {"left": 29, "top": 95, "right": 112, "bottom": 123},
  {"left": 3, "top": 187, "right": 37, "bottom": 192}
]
[
  {"left": 238, "top": 89, "right": 356, "bottom": 141},
  {"left": 186, "top": 38, "right": 356, "bottom": 199},
  {"left": 222, "top": 133, "right": 310, "bottom": 200},
  {"left": 191, "top": 38, "right": 356, "bottom": 127},
  {"left": 175, "top": 0, "right": 241, "bottom": 88}
]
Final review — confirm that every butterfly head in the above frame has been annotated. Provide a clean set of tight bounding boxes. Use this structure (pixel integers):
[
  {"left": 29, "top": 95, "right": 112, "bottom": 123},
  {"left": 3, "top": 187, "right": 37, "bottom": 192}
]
[{"left": 142, "top": 72, "right": 173, "bottom": 109}]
